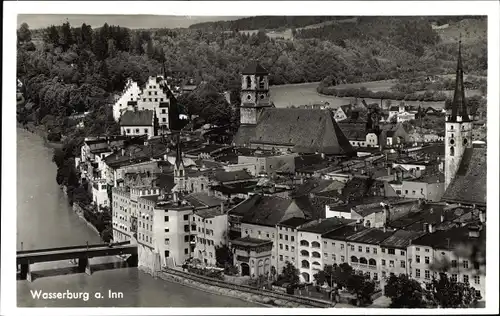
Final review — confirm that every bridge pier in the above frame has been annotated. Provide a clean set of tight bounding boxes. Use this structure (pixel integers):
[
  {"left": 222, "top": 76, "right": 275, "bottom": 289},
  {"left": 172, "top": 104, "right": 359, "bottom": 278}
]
[
  {"left": 78, "top": 257, "right": 92, "bottom": 275},
  {"left": 126, "top": 254, "right": 138, "bottom": 267},
  {"left": 20, "top": 262, "right": 33, "bottom": 282}
]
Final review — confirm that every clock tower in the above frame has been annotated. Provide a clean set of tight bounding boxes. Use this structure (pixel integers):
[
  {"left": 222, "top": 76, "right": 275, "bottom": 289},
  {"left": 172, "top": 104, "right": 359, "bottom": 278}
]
[
  {"left": 444, "top": 40, "right": 473, "bottom": 190},
  {"left": 239, "top": 62, "right": 272, "bottom": 125}
]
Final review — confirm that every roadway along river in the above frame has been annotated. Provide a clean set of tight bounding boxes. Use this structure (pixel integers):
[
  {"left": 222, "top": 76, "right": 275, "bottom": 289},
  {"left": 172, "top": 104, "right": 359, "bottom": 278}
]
[{"left": 16, "top": 128, "right": 260, "bottom": 307}]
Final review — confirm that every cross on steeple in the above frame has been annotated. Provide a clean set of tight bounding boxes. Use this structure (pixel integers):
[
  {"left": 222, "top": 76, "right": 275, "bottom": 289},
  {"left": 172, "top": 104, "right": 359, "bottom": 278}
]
[{"left": 449, "top": 37, "right": 470, "bottom": 122}]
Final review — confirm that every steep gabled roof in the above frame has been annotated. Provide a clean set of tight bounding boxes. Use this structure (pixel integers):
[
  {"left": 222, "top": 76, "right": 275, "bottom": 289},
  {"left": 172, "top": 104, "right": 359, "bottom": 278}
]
[
  {"left": 250, "top": 108, "right": 354, "bottom": 155},
  {"left": 442, "top": 146, "right": 486, "bottom": 206}
]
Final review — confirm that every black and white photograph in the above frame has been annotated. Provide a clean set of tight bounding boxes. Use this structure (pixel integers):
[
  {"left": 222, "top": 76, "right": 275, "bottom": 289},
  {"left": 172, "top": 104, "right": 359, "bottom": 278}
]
[{"left": 2, "top": 1, "right": 499, "bottom": 315}]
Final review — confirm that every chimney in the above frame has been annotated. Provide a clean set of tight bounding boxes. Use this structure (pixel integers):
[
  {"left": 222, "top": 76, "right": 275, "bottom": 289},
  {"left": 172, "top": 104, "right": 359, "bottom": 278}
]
[{"left": 428, "top": 223, "right": 434, "bottom": 233}]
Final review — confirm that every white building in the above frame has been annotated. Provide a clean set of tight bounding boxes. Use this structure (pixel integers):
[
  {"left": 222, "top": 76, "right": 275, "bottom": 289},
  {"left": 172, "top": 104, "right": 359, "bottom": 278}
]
[
  {"left": 113, "top": 79, "right": 142, "bottom": 122},
  {"left": 120, "top": 110, "right": 156, "bottom": 139}
]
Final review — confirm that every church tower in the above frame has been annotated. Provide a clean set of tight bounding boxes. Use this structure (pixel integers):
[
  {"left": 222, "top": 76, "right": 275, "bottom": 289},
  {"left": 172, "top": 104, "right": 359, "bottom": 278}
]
[
  {"left": 173, "top": 133, "right": 186, "bottom": 192},
  {"left": 239, "top": 62, "right": 272, "bottom": 125},
  {"left": 444, "top": 40, "right": 473, "bottom": 190}
]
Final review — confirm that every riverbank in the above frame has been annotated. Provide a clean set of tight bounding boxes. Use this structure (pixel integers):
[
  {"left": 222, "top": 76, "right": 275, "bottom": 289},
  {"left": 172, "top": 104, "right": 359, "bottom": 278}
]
[
  {"left": 72, "top": 203, "right": 101, "bottom": 237},
  {"left": 17, "top": 122, "right": 63, "bottom": 149}
]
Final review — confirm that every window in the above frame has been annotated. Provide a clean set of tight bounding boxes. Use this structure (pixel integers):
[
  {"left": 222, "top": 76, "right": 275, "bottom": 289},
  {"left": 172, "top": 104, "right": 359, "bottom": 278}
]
[
  {"left": 425, "top": 256, "right": 430, "bottom": 264},
  {"left": 366, "top": 247, "right": 370, "bottom": 253},
  {"left": 475, "top": 290, "right": 481, "bottom": 299},
  {"left": 463, "top": 260, "right": 469, "bottom": 269},
  {"left": 350, "top": 245, "right": 354, "bottom": 251},
  {"left": 332, "top": 242, "right": 336, "bottom": 247},
  {"left": 324, "top": 252, "right": 328, "bottom": 258},
  {"left": 341, "top": 256, "right": 345, "bottom": 262},
  {"left": 279, "top": 255, "right": 283, "bottom": 261},
  {"left": 425, "top": 248, "right": 430, "bottom": 253},
  {"left": 184, "top": 235, "right": 189, "bottom": 242},
  {"left": 382, "top": 248, "right": 386, "bottom": 253},
  {"left": 416, "top": 255, "right": 421, "bottom": 263},
  {"left": 382, "top": 271, "right": 386, "bottom": 278},
  {"left": 416, "top": 269, "right": 421, "bottom": 278},
  {"left": 358, "top": 246, "right": 362, "bottom": 252},
  {"left": 388, "top": 248, "right": 395, "bottom": 255},
  {"left": 400, "top": 250, "right": 405, "bottom": 256},
  {"left": 373, "top": 248, "right": 377, "bottom": 254},
  {"left": 291, "top": 236, "right": 294, "bottom": 242},
  {"left": 382, "top": 259, "right": 386, "bottom": 266},
  {"left": 135, "top": 129, "right": 139, "bottom": 133},
  {"left": 183, "top": 214, "right": 189, "bottom": 221},
  {"left": 412, "top": 190, "right": 416, "bottom": 195},
  {"left": 474, "top": 275, "right": 480, "bottom": 284},
  {"left": 401, "top": 260, "right": 406, "bottom": 268},
  {"left": 266, "top": 233, "right": 270, "bottom": 238},
  {"left": 279, "top": 244, "right": 283, "bottom": 250},
  {"left": 405, "top": 190, "right": 408, "bottom": 194},
  {"left": 389, "top": 260, "right": 394, "bottom": 267},
  {"left": 184, "top": 248, "right": 188, "bottom": 255},
  {"left": 332, "top": 254, "right": 336, "bottom": 261},
  {"left": 149, "top": 91, "right": 151, "bottom": 95},
  {"left": 451, "top": 260, "right": 457, "bottom": 268},
  {"left": 451, "top": 274, "right": 458, "bottom": 282},
  {"left": 160, "top": 98, "right": 163, "bottom": 101},
  {"left": 184, "top": 225, "right": 189, "bottom": 232},
  {"left": 162, "top": 109, "right": 166, "bottom": 114},
  {"left": 285, "top": 235, "right": 288, "bottom": 241},
  {"left": 285, "top": 245, "right": 289, "bottom": 251},
  {"left": 425, "top": 270, "right": 430, "bottom": 279},
  {"left": 154, "top": 98, "right": 157, "bottom": 102},
  {"left": 373, "top": 273, "right": 378, "bottom": 280},
  {"left": 279, "top": 234, "right": 283, "bottom": 240},
  {"left": 126, "top": 128, "right": 131, "bottom": 134},
  {"left": 340, "top": 244, "right": 344, "bottom": 250},
  {"left": 463, "top": 275, "right": 469, "bottom": 283}
]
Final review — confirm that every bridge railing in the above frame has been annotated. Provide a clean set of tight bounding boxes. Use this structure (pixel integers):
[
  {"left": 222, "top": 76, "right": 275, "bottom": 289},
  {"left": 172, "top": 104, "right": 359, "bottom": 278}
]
[{"left": 17, "top": 241, "right": 130, "bottom": 254}]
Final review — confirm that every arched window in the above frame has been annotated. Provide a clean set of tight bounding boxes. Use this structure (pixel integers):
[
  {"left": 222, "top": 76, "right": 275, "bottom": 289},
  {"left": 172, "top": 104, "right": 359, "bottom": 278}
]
[
  {"left": 312, "top": 251, "right": 321, "bottom": 258},
  {"left": 368, "top": 259, "right": 377, "bottom": 266},
  {"left": 300, "top": 240, "right": 309, "bottom": 247},
  {"left": 360, "top": 257, "right": 368, "bottom": 264},
  {"left": 259, "top": 76, "right": 265, "bottom": 89},
  {"left": 351, "top": 256, "right": 358, "bottom": 263},
  {"left": 312, "top": 261, "right": 321, "bottom": 266},
  {"left": 301, "top": 260, "right": 310, "bottom": 269},
  {"left": 301, "top": 272, "right": 310, "bottom": 283},
  {"left": 311, "top": 241, "right": 321, "bottom": 248},
  {"left": 300, "top": 250, "right": 309, "bottom": 256},
  {"left": 246, "top": 76, "right": 251, "bottom": 89},
  {"left": 450, "top": 146, "right": 455, "bottom": 156}
]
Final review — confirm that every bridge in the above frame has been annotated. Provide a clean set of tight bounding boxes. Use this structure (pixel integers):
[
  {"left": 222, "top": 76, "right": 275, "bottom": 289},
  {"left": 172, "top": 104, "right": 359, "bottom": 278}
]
[{"left": 17, "top": 241, "right": 138, "bottom": 282}]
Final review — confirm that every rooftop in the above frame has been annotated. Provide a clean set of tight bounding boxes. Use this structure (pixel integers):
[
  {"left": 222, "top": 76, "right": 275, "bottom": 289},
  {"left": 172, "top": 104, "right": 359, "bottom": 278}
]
[
  {"left": 213, "top": 169, "right": 253, "bottom": 183},
  {"left": 120, "top": 110, "right": 154, "bottom": 126},
  {"left": 322, "top": 224, "right": 368, "bottom": 241},
  {"left": 278, "top": 217, "right": 310, "bottom": 228},
  {"left": 298, "top": 217, "right": 354, "bottom": 234},
  {"left": 231, "top": 236, "right": 273, "bottom": 247},
  {"left": 442, "top": 147, "right": 486, "bottom": 206},
  {"left": 346, "top": 227, "right": 395, "bottom": 245},
  {"left": 184, "top": 192, "right": 225, "bottom": 208},
  {"left": 195, "top": 206, "right": 224, "bottom": 219},
  {"left": 411, "top": 225, "right": 485, "bottom": 251},
  {"left": 380, "top": 230, "right": 426, "bottom": 249}
]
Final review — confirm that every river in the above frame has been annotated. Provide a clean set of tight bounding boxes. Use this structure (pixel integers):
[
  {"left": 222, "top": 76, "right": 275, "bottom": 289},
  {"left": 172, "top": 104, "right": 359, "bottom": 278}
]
[
  {"left": 269, "top": 81, "right": 481, "bottom": 109},
  {"left": 16, "top": 128, "right": 260, "bottom": 307}
]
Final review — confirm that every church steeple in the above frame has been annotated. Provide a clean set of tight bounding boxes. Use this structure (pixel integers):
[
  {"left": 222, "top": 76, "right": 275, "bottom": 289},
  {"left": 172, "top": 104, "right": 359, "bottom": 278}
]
[
  {"left": 175, "top": 133, "right": 183, "bottom": 168},
  {"left": 449, "top": 38, "right": 470, "bottom": 122}
]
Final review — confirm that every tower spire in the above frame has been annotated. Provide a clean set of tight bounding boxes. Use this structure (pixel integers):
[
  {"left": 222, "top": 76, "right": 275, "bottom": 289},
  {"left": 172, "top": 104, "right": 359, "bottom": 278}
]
[
  {"left": 450, "top": 37, "right": 470, "bottom": 121},
  {"left": 175, "top": 133, "right": 183, "bottom": 167}
]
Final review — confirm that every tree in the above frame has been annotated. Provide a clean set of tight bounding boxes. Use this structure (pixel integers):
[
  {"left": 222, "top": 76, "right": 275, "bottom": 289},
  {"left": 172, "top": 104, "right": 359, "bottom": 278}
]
[
  {"left": 425, "top": 273, "right": 479, "bottom": 308},
  {"left": 215, "top": 244, "right": 233, "bottom": 268},
  {"left": 385, "top": 274, "right": 427, "bottom": 308},
  {"left": 18, "top": 22, "right": 32, "bottom": 43},
  {"left": 277, "top": 261, "right": 300, "bottom": 287},
  {"left": 101, "top": 226, "right": 113, "bottom": 243},
  {"left": 346, "top": 273, "right": 376, "bottom": 305}
]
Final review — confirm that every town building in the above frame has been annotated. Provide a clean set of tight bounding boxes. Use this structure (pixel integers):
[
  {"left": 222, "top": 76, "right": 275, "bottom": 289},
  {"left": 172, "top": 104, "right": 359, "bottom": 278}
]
[
  {"left": 120, "top": 109, "right": 157, "bottom": 139},
  {"left": 275, "top": 217, "right": 310, "bottom": 274},
  {"left": 113, "top": 78, "right": 142, "bottom": 122},
  {"left": 231, "top": 237, "right": 273, "bottom": 277}
]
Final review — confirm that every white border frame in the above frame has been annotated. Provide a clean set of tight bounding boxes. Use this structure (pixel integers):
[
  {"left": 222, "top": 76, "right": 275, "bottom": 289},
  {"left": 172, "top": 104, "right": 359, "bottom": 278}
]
[{"left": 3, "top": 1, "right": 499, "bottom": 315}]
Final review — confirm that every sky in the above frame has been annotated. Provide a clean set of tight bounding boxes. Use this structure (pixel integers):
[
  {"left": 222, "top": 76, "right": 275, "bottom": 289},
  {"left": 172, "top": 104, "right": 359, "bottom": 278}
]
[{"left": 17, "top": 14, "right": 242, "bottom": 30}]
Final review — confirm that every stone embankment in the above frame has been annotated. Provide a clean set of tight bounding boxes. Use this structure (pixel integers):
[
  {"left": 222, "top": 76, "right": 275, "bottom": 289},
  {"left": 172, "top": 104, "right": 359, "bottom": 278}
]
[{"left": 155, "top": 268, "right": 334, "bottom": 308}]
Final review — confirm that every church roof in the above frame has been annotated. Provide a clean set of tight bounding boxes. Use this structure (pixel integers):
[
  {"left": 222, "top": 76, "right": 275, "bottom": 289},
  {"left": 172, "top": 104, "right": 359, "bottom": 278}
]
[
  {"left": 449, "top": 40, "right": 471, "bottom": 122},
  {"left": 248, "top": 108, "right": 354, "bottom": 155},
  {"left": 242, "top": 62, "right": 269, "bottom": 75},
  {"left": 442, "top": 146, "right": 486, "bottom": 206},
  {"left": 120, "top": 110, "right": 154, "bottom": 126}
]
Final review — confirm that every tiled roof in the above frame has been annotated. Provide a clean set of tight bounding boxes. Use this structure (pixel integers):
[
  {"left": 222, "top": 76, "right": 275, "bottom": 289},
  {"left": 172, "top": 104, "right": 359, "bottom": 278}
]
[
  {"left": 298, "top": 217, "right": 354, "bottom": 234},
  {"left": 323, "top": 224, "right": 367, "bottom": 241},
  {"left": 232, "top": 125, "right": 256, "bottom": 146},
  {"left": 242, "top": 62, "right": 269, "bottom": 75},
  {"left": 338, "top": 122, "right": 367, "bottom": 141},
  {"left": 229, "top": 195, "right": 305, "bottom": 227},
  {"left": 232, "top": 236, "right": 273, "bottom": 247},
  {"left": 411, "top": 225, "right": 485, "bottom": 250},
  {"left": 380, "top": 230, "right": 426, "bottom": 249},
  {"left": 278, "top": 217, "right": 311, "bottom": 228},
  {"left": 442, "top": 147, "right": 486, "bottom": 206},
  {"left": 195, "top": 207, "right": 224, "bottom": 219},
  {"left": 250, "top": 108, "right": 354, "bottom": 155},
  {"left": 185, "top": 192, "right": 224, "bottom": 208},
  {"left": 120, "top": 110, "right": 154, "bottom": 126},
  {"left": 346, "top": 227, "right": 395, "bottom": 245}
]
